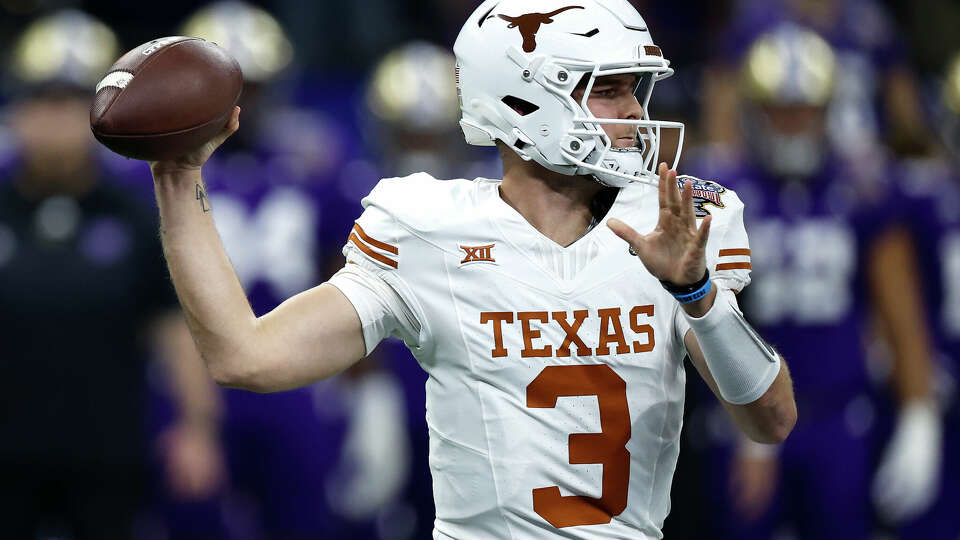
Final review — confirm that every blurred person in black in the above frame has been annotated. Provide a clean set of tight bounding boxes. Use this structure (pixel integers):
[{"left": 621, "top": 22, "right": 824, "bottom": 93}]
[{"left": 0, "top": 10, "right": 225, "bottom": 539}]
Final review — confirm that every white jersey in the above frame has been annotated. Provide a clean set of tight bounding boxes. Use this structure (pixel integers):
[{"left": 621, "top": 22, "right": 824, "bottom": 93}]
[{"left": 329, "top": 173, "right": 751, "bottom": 539}]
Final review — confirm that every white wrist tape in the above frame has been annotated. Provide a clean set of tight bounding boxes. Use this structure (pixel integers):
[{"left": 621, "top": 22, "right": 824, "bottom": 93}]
[{"left": 685, "top": 287, "right": 781, "bottom": 405}]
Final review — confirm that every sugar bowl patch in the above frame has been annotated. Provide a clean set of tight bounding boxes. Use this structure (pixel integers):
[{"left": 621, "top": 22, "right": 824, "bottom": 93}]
[{"left": 676, "top": 175, "right": 725, "bottom": 217}]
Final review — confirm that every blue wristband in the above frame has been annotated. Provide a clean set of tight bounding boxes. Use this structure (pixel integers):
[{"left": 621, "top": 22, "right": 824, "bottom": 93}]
[{"left": 666, "top": 275, "right": 712, "bottom": 304}]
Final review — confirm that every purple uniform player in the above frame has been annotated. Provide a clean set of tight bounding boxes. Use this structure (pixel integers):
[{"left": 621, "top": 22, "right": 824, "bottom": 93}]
[
  {"left": 683, "top": 25, "right": 941, "bottom": 539},
  {"left": 177, "top": 105, "right": 427, "bottom": 539},
  {"left": 154, "top": 111, "right": 419, "bottom": 539},
  {"left": 689, "top": 150, "right": 889, "bottom": 540},
  {"left": 893, "top": 157, "right": 960, "bottom": 540}
]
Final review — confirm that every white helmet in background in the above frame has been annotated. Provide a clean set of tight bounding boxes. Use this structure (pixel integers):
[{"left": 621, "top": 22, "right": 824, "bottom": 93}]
[
  {"left": 180, "top": 1, "right": 294, "bottom": 83},
  {"left": 367, "top": 41, "right": 460, "bottom": 135},
  {"left": 365, "top": 41, "right": 468, "bottom": 176},
  {"left": 9, "top": 9, "right": 119, "bottom": 92},
  {"left": 454, "top": 0, "right": 683, "bottom": 187},
  {"left": 739, "top": 23, "right": 838, "bottom": 179}
]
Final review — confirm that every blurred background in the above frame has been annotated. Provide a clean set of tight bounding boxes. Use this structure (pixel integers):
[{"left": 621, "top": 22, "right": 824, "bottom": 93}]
[{"left": 0, "top": 0, "right": 958, "bottom": 539}]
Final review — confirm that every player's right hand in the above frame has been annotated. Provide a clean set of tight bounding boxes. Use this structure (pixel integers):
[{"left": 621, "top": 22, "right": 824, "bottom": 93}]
[
  {"left": 149, "top": 106, "right": 240, "bottom": 177},
  {"left": 607, "top": 162, "right": 712, "bottom": 286}
]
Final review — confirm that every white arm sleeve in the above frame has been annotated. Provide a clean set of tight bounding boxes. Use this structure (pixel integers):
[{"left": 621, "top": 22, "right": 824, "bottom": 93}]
[
  {"left": 683, "top": 287, "right": 781, "bottom": 405},
  {"left": 328, "top": 262, "right": 421, "bottom": 355}
]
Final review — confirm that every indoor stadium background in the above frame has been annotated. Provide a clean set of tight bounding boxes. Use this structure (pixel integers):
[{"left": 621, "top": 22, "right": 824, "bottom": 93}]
[{"left": 1, "top": 0, "right": 958, "bottom": 539}]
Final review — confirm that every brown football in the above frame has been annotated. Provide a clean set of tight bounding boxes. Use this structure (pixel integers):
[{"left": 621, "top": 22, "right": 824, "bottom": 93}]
[{"left": 90, "top": 36, "right": 243, "bottom": 161}]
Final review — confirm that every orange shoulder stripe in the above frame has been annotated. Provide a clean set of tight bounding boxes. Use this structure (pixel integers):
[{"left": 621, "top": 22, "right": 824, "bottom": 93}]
[
  {"left": 716, "top": 262, "right": 752, "bottom": 271},
  {"left": 718, "top": 249, "right": 751, "bottom": 257},
  {"left": 352, "top": 223, "right": 398, "bottom": 255},
  {"left": 349, "top": 233, "right": 398, "bottom": 269}
]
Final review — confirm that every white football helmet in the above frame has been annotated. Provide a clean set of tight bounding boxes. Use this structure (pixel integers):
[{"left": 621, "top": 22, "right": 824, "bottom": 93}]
[
  {"left": 739, "top": 24, "right": 837, "bottom": 179},
  {"left": 9, "top": 10, "right": 119, "bottom": 91},
  {"left": 454, "top": 0, "right": 683, "bottom": 187},
  {"left": 180, "top": 1, "right": 293, "bottom": 83}
]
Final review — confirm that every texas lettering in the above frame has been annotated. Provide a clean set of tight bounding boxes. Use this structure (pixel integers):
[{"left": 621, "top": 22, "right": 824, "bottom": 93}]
[{"left": 480, "top": 306, "right": 655, "bottom": 358}]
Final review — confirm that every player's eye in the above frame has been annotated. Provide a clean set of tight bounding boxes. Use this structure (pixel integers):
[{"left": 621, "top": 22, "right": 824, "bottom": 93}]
[{"left": 593, "top": 87, "right": 617, "bottom": 98}]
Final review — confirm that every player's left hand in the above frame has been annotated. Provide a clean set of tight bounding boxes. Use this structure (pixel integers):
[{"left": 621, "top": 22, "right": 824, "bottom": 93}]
[
  {"left": 872, "top": 400, "right": 942, "bottom": 523},
  {"left": 608, "top": 163, "right": 711, "bottom": 285}
]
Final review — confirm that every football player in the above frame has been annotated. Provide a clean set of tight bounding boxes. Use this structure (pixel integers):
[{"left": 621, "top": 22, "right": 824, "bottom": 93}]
[
  {"left": 888, "top": 51, "right": 960, "bottom": 540},
  {"left": 687, "top": 25, "right": 941, "bottom": 539},
  {"left": 144, "top": 1, "right": 797, "bottom": 538}
]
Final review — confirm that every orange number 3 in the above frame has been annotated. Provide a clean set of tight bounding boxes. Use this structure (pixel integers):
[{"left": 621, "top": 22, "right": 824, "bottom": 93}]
[{"left": 526, "top": 364, "right": 631, "bottom": 528}]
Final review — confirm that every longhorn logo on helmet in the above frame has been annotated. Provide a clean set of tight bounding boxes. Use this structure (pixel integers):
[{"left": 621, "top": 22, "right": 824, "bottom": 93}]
[{"left": 494, "top": 6, "right": 584, "bottom": 52}]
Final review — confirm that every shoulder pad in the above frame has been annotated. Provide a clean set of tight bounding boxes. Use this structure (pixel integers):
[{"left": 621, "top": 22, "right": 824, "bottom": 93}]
[
  {"left": 682, "top": 176, "right": 750, "bottom": 292},
  {"left": 362, "top": 173, "right": 479, "bottom": 233},
  {"left": 661, "top": 175, "right": 752, "bottom": 291}
]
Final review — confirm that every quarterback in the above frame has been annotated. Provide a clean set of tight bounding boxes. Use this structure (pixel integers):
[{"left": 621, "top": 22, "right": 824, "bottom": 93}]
[{"left": 148, "top": 0, "right": 797, "bottom": 538}]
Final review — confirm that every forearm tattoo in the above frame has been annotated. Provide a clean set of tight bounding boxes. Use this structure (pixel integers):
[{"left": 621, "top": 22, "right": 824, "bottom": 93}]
[{"left": 195, "top": 183, "right": 211, "bottom": 213}]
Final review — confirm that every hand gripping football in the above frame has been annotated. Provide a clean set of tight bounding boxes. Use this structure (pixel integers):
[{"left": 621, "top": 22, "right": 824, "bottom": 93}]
[{"left": 90, "top": 37, "right": 243, "bottom": 161}]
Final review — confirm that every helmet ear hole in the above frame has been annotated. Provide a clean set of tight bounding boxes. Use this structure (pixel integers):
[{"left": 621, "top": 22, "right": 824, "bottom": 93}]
[{"left": 502, "top": 95, "right": 540, "bottom": 116}]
